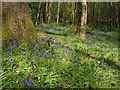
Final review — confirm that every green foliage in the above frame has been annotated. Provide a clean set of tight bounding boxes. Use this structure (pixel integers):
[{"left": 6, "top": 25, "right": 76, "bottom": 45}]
[{"left": 1, "top": 24, "right": 119, "bottom": 88}]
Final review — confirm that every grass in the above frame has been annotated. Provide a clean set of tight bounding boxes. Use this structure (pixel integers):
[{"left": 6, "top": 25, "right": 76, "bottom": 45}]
[{"left": 1, "top": 23, "right": 119, "bottom": 88}]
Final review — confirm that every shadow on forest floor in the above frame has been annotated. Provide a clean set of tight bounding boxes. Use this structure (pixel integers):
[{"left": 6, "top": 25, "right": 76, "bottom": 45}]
[
  {"left": 76, "top": 49, "right": 120, "bottom": 71},
  {"left": 86, "top": 31, "right": 119, "bottom": 44}
]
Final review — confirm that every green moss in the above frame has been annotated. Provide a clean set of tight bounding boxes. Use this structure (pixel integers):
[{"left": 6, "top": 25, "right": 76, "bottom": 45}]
[
  {"left": 23, "top": 18, "right": 37, "bottom": 41},
  {"left": 2, "top": 13, "right": 37, "bottom": 43},
  {"left": 2, "top": 14, "right": 14, "bottom": 41}
]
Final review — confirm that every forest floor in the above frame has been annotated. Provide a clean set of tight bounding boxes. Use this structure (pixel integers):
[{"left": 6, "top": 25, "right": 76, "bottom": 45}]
[{"left": 1, "top": 23, "right": 119, "bottom": 88}]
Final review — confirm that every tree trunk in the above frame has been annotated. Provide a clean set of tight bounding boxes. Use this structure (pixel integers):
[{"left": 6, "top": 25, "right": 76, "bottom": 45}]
[
  {"left": 35, "top": 2, "right": 41, "bottom": 26},
  {"left": 115, "top": 2, "right": 118, "bottom": 28},
  {"left": 87, "top": 2, "right": 91, "bottom": 24},
  {"left": 57, "top": 1, "right": 60, "bottom": 24},
  {"left": 76, "top": 1, "right": 87, "bottom": 38},
  {"left": 109, "top": 2, "right": 113, "bottom": 31},
  {"left": 48, "top": 1, "right": 52, "bottom": 24},
  {"left": 72, "top": 2, "right": 75, "bottom": 23},
  {"left": 2, "top": 2, "right": 36, "bottom": 41},
  {"left": 46, "top": 2, "right": 48, "bottom": 23},
  {"left": 93, "top": 2, "right": 97, "bottom": 26}
]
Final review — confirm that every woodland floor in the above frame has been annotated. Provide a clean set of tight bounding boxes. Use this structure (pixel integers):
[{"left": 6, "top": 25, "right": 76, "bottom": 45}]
[{"left": 1, "top": 23, "right": 119, "bottom": 88}]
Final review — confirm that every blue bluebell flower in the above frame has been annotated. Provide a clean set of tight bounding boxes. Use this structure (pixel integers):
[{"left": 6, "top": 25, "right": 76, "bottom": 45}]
[
  {"left": 21, "top": 48, "right": 26, "bottom": 54},
  {"left": 6, "top": 37, "right": 11, "bottom": 43},
  {"left": 40, "top": 48, "right": 45, "bottom": 54},
  {"left": 108, "top": 64, "right": 111, "bottom": 68},
  {"left": 14, "top": 36, "right": 18, "bottom": 40},
  {"left": 58, "top": 56, "right": 62, "bottom": 59},
  {"left": 91, "top": 64, "right": 94, "bottom": 69},
  {"left": 76, "top": 60, "right": 78, "bottom": 65},
  {"left": 28, "top": 73, "right": 30, "bottom": 77},
  {"left": 8, "top": 46, "right": 12, "bottom": 54},
  {"left": 19, "top": 39, "right": 24, "bottom": 46},
  {"left": 8, "top": 49, "right": 12, "bottom": 54},
  {"left": 43, "top": 82, "right": 48, "bottom": 87},
  {"left": 10, "top": 60, "right": 14, "bottom": 66},
  {"left": 28, "top": 37, "right": 32, "bottom": 44},
  {"left": 16, "top": 64, "right": 19, "bottom": 68},
  {"left": 35, "top": 37, "right": 39, "bottom": 42},
  {"left": 58, "top": 62, "right": 61, "bottom": 64},
  {"left": 19, "top": 72, "right": 24, "bottom": 75},
  {"left": 25, "top": 78, "right": 32, "bottom": 87},
  {"left": 64, "top": 79, "right": 67, "bottom": 83},
  {"left": 31, "top": 44, "right": 38, "bottom": 51},
  {"left": 54, "top": 40, "right": 61, "bottom": 46},
  {"left": 84, "top": 80, "right": 87, "bottom": 85},
  {"left": 42, "top": 53, "right": 48, "bottom": 58},
  {"left": 32, "top": 67, "right": 34, "bottom": 71},
  {"left": 45, "top": 36, "right": 52, "bottom": 42},
  {"left": 13, "top": 40, "right": 17, "bottom": 47}
]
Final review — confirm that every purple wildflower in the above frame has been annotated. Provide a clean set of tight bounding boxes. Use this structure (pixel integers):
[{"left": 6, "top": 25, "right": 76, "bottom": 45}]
[
  {"left": 40, "top": 48, "right": 45, "bottom": 54},
  {"left": 19, "top": 39, "right": 24, "bottom": 46},
  {"left": 13, "top": 40, "right": 17, "bottom": 47},
  {"left": 54, "top": 40, "right": 61, "bottom": 46},
  {"left": 32, "top": 67, "right": 35, "bottom": 71},
  {"left": 19, "top": 72, "right": 24, "bottom": 75},
  {"left": 42, "top": 53, "right": 48, "bottom": 58},
  {"left": 31, "top": 44, "right": 38, "bottom": 51},
  {"left": 8, "top": 46, "right": 12, "bottom": 54},
  {"left": 64, "top": 79, "right": 67, "bottom": 83},
  {"left": 28, "top": 73, "right": 30, "bottom": 77},
  {"left": 21, "top": 48, "right": 26, "bottom": 54},
  {"left": 28, "top": 37, "right": 32, "bottom": 44},
  {"left": 16, "top": 64, "right": 19, "bottom": 68},
  {"left": 10, "top": 60, "right": 14, "bottom": 66},
  {"left": 84, "top": 80, "right": 87, "bottom": 85},
  {"left": 75, "top": 60, "right": 78, "bottom": 66},
  {"left": 43, "top": 82, "right": 48, "bottom": 87},
  {"left": 6, "top": 37, "right": 11, "bottom": 43},
  {"left": 25, "top": 78, "right": 32, "bottom": 87},
  {"left": 35, "top": 37, "right": 39, "bottom": 42},
  {"left": 91, "top": 64, "right": 94, "bottom": 69},
  {"left": 14, "top": 36, "right": 18, "bottom": 40}
]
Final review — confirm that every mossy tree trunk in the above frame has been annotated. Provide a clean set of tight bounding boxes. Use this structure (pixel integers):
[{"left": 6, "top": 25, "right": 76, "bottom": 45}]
[{"left": 2, "top": 2, "right": 36, "bottom": 41}]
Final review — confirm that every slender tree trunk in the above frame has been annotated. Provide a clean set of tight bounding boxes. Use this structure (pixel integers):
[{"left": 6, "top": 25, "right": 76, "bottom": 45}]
[
  {"left": 93, "top": 2, "right": 97, "bottom": 26},
  {"left": 46, "top": 2, "right": 48, "bottom": 23},
  {"left": 79, "top": 0, "right": 87, "bottom": 38},
  {"left": 118, "top": 3, "right": 120, "bottom": 28},
  {"left": 72, "top": 2, "right": 75, "bottom": 23},
  {"left": 109, "top": 2, "right": 113, "bottom": 30},
  {"left": 57, "top": 1, "right": 60, "bottom": 24},
  {"left": 35, "top": 2, "right": 41, "bottom": 26},
  {"left": 62, "top": 2, "right": 66, "bottom": 23},
  {"left": 48, "top": 1, "right": 52, "bottom": 24},
  {"left": 87, "top": 2, "right": 90, "bottom": 24},
  {"left": 97, "top": 3, "right": 101, "bottom": 26},
  {"left": 2, "top": 2, "right": 36, "bottom": 41},
  {"left": 115, "top": 2, "right": 118, "bottom": 28}
]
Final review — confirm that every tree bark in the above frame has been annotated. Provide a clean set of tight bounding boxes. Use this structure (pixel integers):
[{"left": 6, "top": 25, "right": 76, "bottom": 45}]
[
  {"left": 46, "top": 2, "right": 48, "bottom": 23},
  {"left": 35, "top": 2, "right": 41, "bottom": 26},
  {"left": 2, "top": 2, "right": 36, "bottom": 41},
  {"left": 76, "top": 1, "right": 87, "bottom": 38},
  {"left": 48, "top": 1, "right": 52, "bottom": 24},
  {"left": 115, "top": 2, "right": 118, "bottom": 28},
  {"left": 72, "top": 2, "right": 75, "bottom": 23},
  {"left": 57, "top": 1, "right": 60, "bottom": 24}
]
